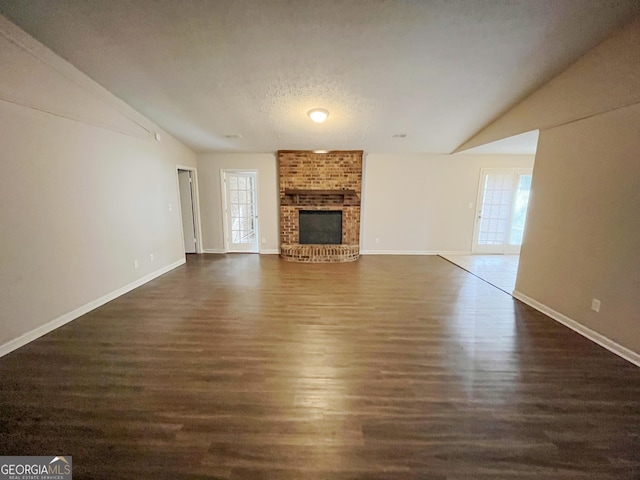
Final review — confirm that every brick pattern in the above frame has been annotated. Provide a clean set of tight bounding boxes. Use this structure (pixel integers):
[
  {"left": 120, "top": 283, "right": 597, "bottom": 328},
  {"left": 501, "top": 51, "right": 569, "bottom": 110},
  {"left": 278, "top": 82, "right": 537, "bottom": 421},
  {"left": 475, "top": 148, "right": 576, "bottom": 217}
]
[
  {"left": 278, "top": 151, "right": 362, "bottom": 194},
  {"left": 278, "top": 151, "right": 363, "bottom": 262},
  {"left": 280, "top": 244, "right": 360, "bottom": 263},
  {"left": 281, "top": 205, "right": 361, "bottom": 245}
]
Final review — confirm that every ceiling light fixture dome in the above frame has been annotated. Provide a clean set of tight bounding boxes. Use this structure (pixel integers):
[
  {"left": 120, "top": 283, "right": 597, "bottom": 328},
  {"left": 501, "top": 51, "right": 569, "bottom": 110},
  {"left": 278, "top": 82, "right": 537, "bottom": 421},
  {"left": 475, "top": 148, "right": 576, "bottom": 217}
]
[{"left": 308, "top": 108, "right": 329, "bottom": 123}]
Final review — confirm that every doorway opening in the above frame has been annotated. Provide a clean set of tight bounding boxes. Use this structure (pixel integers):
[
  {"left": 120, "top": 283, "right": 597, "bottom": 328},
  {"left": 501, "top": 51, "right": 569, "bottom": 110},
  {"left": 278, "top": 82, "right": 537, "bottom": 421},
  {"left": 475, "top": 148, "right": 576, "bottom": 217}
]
[
  {"left": 442, "top": 166, "right": 533, "bottom": 294},
  {"left": 177, "top": 167, "right": 203, "bottom": 254},
  {"left": 221, "top": 170, "right": 260, "bottom": 253}
]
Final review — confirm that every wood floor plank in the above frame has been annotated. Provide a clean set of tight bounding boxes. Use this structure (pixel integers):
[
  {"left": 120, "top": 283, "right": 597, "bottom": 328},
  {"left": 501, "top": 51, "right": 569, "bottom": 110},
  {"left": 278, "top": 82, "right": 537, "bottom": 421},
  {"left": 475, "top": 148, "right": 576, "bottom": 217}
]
[{"left": 1, "top": 254, "right": 639, "bottom": 479}]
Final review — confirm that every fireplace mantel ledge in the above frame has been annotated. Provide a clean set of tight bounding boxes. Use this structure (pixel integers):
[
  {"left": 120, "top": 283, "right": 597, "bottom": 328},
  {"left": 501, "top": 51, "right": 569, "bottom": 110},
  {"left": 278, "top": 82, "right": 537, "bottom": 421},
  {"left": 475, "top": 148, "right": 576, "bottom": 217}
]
[{"left": 283, "top": 189, "right": 357, "bottom": 195}]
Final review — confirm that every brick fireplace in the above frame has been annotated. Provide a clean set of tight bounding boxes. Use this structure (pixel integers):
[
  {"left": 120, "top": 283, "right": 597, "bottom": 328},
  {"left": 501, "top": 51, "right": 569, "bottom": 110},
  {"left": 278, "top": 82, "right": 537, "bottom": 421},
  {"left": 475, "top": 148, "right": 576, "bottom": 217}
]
[{"left": 279, "top": 150, "right": 363, "bottom": 262}]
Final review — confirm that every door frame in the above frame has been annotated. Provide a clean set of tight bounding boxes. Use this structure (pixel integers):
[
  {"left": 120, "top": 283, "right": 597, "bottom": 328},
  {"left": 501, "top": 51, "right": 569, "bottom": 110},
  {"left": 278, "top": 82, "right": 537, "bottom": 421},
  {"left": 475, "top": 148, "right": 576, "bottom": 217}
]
[
  {"left": 472, "top": 167, "right": 532, "bottom": 254},
  {"left": 220, "top": 169, "right": 260, "bottom": 253},
  {"left": 176, "top": 165, "right": 204, "bottom": 254}
]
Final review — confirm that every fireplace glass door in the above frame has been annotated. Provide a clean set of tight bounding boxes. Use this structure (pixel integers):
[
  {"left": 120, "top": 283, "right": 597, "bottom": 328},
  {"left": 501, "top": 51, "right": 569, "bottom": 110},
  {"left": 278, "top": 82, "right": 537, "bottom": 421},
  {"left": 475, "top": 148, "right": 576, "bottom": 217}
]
[{"left": 299, "top": 210, "right": 342, "bottom": 244}]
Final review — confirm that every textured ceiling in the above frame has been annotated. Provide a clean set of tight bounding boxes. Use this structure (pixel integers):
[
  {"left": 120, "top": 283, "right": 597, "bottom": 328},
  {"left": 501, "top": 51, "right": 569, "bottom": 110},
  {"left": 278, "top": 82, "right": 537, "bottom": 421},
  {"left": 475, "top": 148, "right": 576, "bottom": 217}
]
[{"left": 1, "top": 0, "right": 639, "bottom": 154}]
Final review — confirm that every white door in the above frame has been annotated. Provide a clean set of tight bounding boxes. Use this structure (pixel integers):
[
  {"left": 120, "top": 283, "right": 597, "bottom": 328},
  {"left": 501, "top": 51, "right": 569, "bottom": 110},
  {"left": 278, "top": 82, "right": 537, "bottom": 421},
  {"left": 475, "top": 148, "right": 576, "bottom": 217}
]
[
  {"left": 221, "top": 170, "right": 259, "bottom": 253},
  {"left": 473, "top": 168, "right": 532, "bottom": 254},
  {"left": 178, "top": 170, "right": 197, "bottom": 253}
]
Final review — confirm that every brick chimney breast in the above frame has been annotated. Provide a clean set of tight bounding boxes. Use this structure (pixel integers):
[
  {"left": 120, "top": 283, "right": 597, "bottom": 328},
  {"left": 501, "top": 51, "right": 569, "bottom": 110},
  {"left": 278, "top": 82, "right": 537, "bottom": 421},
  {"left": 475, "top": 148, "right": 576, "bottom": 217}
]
[{"left": 278, "top": 150, "right": 362, "bottom": 262}]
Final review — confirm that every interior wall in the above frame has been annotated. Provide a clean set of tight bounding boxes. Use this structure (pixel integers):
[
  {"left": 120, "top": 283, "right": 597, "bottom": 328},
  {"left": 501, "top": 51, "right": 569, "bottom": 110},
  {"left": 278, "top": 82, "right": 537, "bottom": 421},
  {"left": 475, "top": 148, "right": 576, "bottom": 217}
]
[
  {"left": 516, "top": 101, "right": 640, "bottom": 355},
  {"left": 0, "top": 17, "right": 196, "bottom": 349},
  {"left": 178, "top": 170, "right": 197, "bottom": 254},
  {"left": 197, "top": 153, "right": 279, "bottom": 253},
  {"left": 361, "top": 154, "right": 534, "bottom": 253}
]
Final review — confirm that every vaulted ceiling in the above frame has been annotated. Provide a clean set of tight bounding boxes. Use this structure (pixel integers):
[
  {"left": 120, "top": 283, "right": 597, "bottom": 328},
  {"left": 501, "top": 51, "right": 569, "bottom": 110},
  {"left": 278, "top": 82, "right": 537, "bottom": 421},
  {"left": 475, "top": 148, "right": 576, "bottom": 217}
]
[{"left": 1, "top": 0, "right": 638, "bottom": 154}]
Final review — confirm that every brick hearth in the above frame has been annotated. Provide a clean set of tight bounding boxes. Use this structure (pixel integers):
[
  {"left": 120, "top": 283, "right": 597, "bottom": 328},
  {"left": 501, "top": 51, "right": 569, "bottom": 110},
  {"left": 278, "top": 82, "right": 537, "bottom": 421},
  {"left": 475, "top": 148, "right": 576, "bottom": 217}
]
[{"left": 279, "top": 150, "right": 363, "bottom": 262}]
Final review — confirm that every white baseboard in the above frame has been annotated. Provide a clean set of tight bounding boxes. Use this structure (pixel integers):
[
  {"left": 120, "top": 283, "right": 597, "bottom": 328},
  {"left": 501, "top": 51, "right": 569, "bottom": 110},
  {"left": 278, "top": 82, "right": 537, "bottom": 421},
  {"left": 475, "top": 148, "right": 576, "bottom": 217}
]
[
  {"left": 437, "top": 251, "right": 475, "bottom": 256},
  {"left": 361, "top": 250, "right": 470, "bottom": 256},
  {"left": 434, "top": 251, "right": 473, "bottom": 256},
  {"left": 512, "top": 290, "right": 640, "bottom": 367},
  {"left": 204, "top": 249, "right": 471, "bottom": 256},
  {"left": 0, "top": 258, "right": 185, "bottom": 358},
  {"left": 202, "top": 249, "right": 279, "bottom": 255}
]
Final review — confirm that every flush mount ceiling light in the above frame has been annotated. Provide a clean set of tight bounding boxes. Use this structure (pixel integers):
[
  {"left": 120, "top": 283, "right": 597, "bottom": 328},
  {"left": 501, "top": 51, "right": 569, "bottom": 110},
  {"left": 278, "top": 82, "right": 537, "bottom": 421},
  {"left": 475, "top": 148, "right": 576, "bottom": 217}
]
[{"left": 308, "top": 108, "right": 329, "bottom": 123}]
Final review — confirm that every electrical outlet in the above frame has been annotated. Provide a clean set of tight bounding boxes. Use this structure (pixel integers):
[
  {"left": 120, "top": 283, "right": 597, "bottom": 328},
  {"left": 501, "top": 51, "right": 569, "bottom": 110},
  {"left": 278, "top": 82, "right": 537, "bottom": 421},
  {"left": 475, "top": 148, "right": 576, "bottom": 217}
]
[
  {"left": 261, "top": 237, "right": 266, "bottom": 244},
  {"left": 168, "top": 203, "right": 172, "bottom": 212},
  {"left": 591, "top": 298, "right": 601, "bottom": 313},
  {"left": 134, "top": 259, "right": 139, "bottom": 269},
  {"left": 149, "top": 253, "right": 154, "bottom": 262},
  {"left": 375, "top": 238, "right": 380, "bottom": 244}
]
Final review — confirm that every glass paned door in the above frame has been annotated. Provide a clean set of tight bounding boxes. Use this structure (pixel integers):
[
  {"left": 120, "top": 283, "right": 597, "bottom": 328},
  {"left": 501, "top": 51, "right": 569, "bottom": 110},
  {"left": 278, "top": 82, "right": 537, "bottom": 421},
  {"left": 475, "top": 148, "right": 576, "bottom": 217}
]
[
  {"left": 508, "top": 173, "right": 532, "bottom": 246},
  {"left": 222, "top": 171, "right": 259, "bottom": 252},
  {"left": 473, "top": 168, "right": 532, "bottom": 254}
]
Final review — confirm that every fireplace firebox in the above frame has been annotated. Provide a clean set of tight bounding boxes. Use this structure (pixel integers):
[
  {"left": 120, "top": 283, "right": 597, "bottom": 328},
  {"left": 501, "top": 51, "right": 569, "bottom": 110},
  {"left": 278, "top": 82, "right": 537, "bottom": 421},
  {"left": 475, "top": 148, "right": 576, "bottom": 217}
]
[{"left": 299, "top": 210, "right": 342, "bottom": 244}]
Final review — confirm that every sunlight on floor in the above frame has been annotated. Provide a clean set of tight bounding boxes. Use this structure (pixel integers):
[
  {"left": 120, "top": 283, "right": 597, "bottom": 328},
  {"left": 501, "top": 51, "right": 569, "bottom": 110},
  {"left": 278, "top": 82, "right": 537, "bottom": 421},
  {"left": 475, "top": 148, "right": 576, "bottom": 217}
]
[{"left": 440, "top": 254, "right": 519, "bottom": 294}]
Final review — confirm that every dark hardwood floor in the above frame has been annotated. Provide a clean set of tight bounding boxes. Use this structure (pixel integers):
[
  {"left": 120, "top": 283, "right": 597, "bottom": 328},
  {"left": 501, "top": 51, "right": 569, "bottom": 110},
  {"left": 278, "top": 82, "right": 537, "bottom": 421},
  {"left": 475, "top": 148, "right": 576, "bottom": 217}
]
[{"left": 1, "top": 254, "right": 639, "bottom": 479}]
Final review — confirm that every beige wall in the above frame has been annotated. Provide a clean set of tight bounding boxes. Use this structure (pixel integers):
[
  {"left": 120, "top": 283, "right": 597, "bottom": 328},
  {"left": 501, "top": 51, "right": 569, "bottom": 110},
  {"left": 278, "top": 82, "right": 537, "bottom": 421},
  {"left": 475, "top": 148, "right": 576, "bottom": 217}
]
[
  {"left": 362, "top": 154, "right": 534, "bottom": 253},
  {"left": 197, "top": 153, "right": 279, "bottom": 253},
  {"left": 516, "top": 102, "right": 640, "bottom": 354},
  {"left": 0, "top": 17, "right": 196, "bottom": 349}
]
